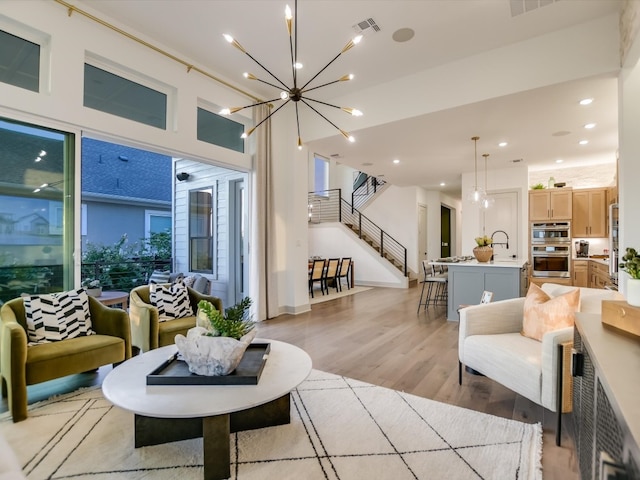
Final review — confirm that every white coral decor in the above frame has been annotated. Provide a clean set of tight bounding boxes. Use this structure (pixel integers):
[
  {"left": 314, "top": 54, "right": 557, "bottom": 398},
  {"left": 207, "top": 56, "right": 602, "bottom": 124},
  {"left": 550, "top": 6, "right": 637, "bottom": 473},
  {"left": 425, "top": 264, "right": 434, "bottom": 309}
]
[{"left": 175, "top": 326, "right": 256, "bottom": 376}]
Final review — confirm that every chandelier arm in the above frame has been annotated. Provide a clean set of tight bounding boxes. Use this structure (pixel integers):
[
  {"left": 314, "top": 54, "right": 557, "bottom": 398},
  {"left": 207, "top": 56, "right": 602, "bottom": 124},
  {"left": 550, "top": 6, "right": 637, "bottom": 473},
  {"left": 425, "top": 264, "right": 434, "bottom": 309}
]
[
  {"left": 301, "top": 79, "right": 341, "bottom": 94},
  {"left": 253, "top": 76, "right": 289, "bottom": 92},
  {"left": 302, "top": 96, "right": 342, "bottom": 110},
  {"left": 295, "top": 102, "right": 302, "bottom": 142},
  {"left": 299, "top": 50, "right": 343, "bottom": 91},
  {"left": 292, "top": 0, "right": 298, "bottom": 87},
  {"left": 233, "top": 97, "right": 283, "bottom": 113},
  {"left": 300, "top": 98, "right": 342, "bottom": 132},
  {"left": 242, "top": 50, "right": 290, "bottom": 90},
  {"left": 249, "top": 99, "right": 291, "bottom": 134}
]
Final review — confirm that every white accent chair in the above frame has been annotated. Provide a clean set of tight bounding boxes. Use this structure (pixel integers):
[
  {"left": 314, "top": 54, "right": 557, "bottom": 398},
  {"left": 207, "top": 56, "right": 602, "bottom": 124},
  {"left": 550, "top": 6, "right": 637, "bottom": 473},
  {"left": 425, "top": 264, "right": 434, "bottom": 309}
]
[{"left": 458, "top": 283, "right": 623, "bottom": 445}]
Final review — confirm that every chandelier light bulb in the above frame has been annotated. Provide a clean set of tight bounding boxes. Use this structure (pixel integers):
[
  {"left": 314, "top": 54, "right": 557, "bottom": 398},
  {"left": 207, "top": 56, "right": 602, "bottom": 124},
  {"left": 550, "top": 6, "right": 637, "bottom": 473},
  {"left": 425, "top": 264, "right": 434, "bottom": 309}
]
[
  {"left": 219, "top": 108, "right": 231, "bottom": 115},
  {"left": 223, "top": 33, "right": 233, "bottom": 43},
  {"left": 243, "top": 72, "right": 257, "bottom": 80},
  {"left": 280, "top": 91, "right": 290, "bottom": 100},
  {"left": 297, "top": 137, "right": 303, "bottom": 150},
  {"left": 285, "top": 5, "right": 292, "bottom": 20},
  {"left": 241, "top": 132, "right": 248, "bottom": 139},
  {"left": 353, "top": 35, "right": 363, "bottom": 45},
  {"left": 294, "top": 62, "right": 303, "bottom": 69}
]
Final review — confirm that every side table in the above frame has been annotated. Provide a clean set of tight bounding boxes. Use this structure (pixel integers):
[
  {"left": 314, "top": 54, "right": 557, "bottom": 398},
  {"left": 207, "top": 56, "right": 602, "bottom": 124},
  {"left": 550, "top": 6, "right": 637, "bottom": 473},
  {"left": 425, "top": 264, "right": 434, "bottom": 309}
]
[{"left": 95, "top": 290, "right": 129, "bottom": 310}]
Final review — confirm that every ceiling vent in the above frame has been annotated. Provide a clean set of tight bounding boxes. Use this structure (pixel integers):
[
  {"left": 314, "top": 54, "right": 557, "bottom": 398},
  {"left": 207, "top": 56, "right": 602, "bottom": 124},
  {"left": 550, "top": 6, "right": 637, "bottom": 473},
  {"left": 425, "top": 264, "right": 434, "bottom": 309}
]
[
  {"left": 353, "top": 18, "right": 381, "bottom": 36},
  {"left": 510, "top": 158, "right": 525, "bottom": 164},
  {"left": 509, "top": 0, "right": 559, "bottom": 17}
]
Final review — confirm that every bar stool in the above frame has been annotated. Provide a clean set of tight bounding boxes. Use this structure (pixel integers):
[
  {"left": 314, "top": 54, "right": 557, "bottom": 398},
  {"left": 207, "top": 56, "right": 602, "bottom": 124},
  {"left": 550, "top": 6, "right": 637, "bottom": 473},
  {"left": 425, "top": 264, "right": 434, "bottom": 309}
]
[{"left": 417, "top": 260, "right": 448, "bottom": 312}]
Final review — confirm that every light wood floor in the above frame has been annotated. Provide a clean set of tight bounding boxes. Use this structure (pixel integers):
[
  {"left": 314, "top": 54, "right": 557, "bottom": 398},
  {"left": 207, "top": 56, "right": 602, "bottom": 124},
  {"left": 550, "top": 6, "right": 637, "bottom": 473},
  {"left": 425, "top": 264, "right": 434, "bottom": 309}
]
[{"left": 1, "top": 285, "right": 578, "bottom": 479}]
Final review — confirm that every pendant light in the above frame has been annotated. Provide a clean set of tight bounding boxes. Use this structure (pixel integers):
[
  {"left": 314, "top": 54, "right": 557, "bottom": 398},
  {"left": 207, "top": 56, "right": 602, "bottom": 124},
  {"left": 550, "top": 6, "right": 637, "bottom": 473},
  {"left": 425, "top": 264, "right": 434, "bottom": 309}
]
[
  {"left": 468, "top": 136, "right": 486, "bottom": 205},
  {"left": 481, "top": 153, "right": 494, "bottom": 209}
]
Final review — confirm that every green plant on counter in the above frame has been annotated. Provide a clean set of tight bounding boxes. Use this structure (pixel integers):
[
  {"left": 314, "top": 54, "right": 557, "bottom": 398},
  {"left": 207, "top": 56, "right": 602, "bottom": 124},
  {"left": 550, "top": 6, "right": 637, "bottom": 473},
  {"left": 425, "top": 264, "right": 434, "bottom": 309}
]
[
  {"left": 198, "top": 297, "right": 254, "bottom": 340},
  {"left": 530, "top": 183, "right": 545, "bottom": 190},
  {"left": 474, "top": 235, "right": 493, "bottom": 247},
  {"left": 620, "top": 248, "right": 640, "bottom": 279}
]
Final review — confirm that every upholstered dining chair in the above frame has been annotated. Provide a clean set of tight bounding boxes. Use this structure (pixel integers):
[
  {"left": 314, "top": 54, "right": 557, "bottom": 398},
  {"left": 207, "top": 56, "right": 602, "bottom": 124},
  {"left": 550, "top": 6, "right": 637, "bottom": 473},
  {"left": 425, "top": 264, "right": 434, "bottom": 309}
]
[
  {"left": 336, "top": 257, "right": 352, "bottom": 291},
  {"left": 323, "top": 258, "right": 341, "bottom": 294},
  {"left": 0, "top": 294, "right": 132, "bottom": 422},
  {"left": 309, "top": 259, "right": 326, "bottom": 298}
]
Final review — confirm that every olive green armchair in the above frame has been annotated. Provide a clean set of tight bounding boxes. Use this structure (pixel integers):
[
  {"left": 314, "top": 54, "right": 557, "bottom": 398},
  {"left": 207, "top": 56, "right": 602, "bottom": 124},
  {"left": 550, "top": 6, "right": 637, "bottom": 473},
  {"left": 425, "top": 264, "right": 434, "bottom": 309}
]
[
  {"left": 0, "top": 296, "right": 131, "bottom": 422},
  {"left": 129, "top": 285, "right": 222, "bottom": 352}
]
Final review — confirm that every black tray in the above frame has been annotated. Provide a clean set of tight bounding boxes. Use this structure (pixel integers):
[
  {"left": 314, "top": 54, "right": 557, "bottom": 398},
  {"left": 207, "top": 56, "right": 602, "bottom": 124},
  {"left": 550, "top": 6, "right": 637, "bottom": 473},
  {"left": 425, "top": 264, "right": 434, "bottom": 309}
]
[{"left": 146, "top": 342, "right": 271, "bottom": 386}]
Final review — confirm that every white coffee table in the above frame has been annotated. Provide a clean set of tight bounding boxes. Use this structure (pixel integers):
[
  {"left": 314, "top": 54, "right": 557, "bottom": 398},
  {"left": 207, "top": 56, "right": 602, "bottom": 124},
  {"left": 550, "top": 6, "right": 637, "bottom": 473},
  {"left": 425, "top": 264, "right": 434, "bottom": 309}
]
[{"left": 102, "top": 339, "right": 312, "bottom": 480}]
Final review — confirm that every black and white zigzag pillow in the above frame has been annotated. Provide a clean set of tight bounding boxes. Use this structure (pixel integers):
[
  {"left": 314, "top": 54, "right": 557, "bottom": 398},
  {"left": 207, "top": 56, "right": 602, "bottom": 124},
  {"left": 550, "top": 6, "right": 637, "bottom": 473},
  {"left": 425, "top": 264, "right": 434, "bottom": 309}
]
[
  {"left": 23, "top": 288, "right": 95, "bottom": 345},
  {"left": 150, "top": 282, "right": 194, "bottom": 322}
]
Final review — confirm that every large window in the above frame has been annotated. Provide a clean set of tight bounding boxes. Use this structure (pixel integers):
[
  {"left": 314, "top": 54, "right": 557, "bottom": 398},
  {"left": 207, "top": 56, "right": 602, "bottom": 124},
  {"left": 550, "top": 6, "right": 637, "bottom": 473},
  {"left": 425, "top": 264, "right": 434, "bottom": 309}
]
[
  {"left": 197, "top": 107, "right": 245, "bottom": 153},
  {"left": 0, "top": 29, "right": 40, "bottom": 92},
  {"left": 83, "top": 63, "right": 167, "bottom": 129},
  {"left": 314, "top": 155, "right": 329, "bottom": 193},
  {"left": 0, "top": 118, "right": 75, "bottom": 303},
  {"left": 189, "top": 187, "right": 215, "bottom": 273}
]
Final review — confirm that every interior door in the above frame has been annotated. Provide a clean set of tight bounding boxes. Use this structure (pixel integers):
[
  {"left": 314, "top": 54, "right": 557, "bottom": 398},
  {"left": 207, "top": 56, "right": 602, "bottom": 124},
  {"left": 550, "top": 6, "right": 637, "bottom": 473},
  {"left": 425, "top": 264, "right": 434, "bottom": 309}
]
[
  {"left": 441, "top": 205, "right": 451, "bottom": 257},
  {"left": 481, "top": 191, "right": 519, "bottom": 260},
  {"left": 418, "top": 203, "right": 428, "bottom": 263}
]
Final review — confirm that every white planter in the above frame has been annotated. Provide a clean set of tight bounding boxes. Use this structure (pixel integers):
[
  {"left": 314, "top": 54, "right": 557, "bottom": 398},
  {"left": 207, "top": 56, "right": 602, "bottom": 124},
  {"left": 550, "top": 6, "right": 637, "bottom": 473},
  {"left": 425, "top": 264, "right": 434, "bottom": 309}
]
[
  {"left": 86, "top": 287, "right": 102, "bottom": 297},
  {"left": 627, "top": 279, "right": 640, "bottom": 307}
]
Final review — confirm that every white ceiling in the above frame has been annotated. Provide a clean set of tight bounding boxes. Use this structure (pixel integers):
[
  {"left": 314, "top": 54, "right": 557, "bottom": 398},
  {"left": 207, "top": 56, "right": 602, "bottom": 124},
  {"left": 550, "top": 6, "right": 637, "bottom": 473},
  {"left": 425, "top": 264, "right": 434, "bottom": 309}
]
[{"left": 81, "top": 0, "right": 622, "bottom": 198}]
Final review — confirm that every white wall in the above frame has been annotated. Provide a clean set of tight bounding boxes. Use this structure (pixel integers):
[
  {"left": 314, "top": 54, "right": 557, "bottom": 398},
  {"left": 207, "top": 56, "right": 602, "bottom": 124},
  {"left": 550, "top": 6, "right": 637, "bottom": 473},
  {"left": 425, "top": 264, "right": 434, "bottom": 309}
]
[
  {"left": 309, "top": 223, "right": 407, "bottom": 287},
  {"left": 461, "top": 165, "right": 529, "bottom": 256}
]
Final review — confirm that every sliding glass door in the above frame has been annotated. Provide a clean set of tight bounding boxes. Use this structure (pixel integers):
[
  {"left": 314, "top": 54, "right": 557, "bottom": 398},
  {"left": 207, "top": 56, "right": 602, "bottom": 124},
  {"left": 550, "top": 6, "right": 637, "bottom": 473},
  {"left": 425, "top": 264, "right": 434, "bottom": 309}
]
[{"left": 0, "top": 118, "right": 75, "bottom": 303}]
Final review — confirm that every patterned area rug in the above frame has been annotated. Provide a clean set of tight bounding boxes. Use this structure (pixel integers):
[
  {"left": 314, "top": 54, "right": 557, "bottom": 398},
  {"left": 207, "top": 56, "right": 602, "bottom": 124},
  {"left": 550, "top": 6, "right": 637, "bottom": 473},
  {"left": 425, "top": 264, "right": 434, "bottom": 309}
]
[{"left": 0, "top": 370, "right": 542, "bottom": 479}]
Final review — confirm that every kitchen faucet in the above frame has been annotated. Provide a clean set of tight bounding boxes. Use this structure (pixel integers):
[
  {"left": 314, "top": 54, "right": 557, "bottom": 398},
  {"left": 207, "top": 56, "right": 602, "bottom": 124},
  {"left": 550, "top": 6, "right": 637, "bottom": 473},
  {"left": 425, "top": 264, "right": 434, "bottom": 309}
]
[
  {"left": 490, "top": 230, "right": 510, "bottom": 261},
  {"left": 491, "top": 230, "right": 510, "bottom": 249}
]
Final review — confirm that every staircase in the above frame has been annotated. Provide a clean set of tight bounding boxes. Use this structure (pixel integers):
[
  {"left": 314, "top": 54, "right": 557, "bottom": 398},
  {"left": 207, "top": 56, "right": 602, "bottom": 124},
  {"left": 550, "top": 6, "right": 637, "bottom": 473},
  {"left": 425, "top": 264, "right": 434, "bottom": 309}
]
[{"left": 308, "top": 188, "right": 409, "bottom": 278}]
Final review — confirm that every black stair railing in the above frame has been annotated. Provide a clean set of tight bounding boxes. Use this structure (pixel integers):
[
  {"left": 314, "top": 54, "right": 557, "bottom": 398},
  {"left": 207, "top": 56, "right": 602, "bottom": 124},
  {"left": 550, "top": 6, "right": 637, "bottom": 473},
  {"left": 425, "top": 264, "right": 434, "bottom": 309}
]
[
  {"left": 308, "top": 189, "right": 407, "bottom": 277},
  {"left": 352, "top": 173, "right": 386, "bottom": 212}
]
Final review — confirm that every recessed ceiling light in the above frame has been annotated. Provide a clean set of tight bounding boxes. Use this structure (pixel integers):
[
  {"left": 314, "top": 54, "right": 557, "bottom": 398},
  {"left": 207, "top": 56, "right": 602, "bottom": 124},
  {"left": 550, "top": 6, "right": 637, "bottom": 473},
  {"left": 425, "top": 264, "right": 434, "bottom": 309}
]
[
  {"left": 552, "top": 130, "right": 571, "bottom": 137},
  {"left": 393, "top": 159, "right": 400, "bottom": 164},
  {"left": 579, "top": 98, "right": 593, "bottom": 105},
  {"left": 556, "top": 159, "right": 564, "bottom": 163},
  {"left": 584, "top": 123, "right": 596, "bottom": 129},
  {"left": 440, "top": 182, "right": 446, "bottom": 187},
  {"left": 362, "top": 162, "right": 373, "bottom": 166},
  {"left": 579, "top": 140, "right": 589, "bottom": 145},
  {"left": 498, "top": 142, "right": 508, "bottom": 147}
]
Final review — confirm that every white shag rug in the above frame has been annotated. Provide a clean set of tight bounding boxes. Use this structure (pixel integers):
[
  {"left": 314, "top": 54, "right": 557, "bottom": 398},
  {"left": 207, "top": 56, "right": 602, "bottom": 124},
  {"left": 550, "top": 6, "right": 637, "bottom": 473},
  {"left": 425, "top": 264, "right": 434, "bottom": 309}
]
[{"left": 0, "top": 370, "right": 541, "bottom": 480}]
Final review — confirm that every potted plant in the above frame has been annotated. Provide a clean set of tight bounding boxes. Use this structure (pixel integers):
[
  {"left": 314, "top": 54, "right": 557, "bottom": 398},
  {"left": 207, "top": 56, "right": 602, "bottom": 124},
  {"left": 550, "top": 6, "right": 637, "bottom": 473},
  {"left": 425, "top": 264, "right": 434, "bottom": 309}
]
[
  {"left": 81, "top": 278, "right": 102, "bottom": 297},
  {"left": 473, "top": 235, "right": 493, "bottom": 263},
  {"left": 175, "top": 297, "right": 255, "bottom": 376},
  {"left": 620, "top": 247, "right": 640, "bottom": 306}
]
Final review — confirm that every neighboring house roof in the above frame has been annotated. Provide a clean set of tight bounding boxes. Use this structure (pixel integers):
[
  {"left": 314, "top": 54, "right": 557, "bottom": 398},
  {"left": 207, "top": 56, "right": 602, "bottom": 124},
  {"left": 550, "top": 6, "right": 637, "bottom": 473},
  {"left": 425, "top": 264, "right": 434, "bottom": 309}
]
[{"left": 82, "top": 138, "right": 171, "bottom": 202}]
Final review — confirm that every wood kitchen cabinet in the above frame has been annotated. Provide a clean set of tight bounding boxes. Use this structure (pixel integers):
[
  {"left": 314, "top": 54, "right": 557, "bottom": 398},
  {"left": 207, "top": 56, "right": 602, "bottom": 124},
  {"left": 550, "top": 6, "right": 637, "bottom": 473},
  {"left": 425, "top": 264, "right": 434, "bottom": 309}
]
[
  {"left": 529, "top": 189, "right": 573, "bottom": 221},
  {"left": 590, "top": 260, "right": 612, "bottom": 289},
  {"left": 573, "top": 260, "right": 589, "bottom": 287},
  {"left": 572, "top": 188, "right": 607, "bottom": 238}
]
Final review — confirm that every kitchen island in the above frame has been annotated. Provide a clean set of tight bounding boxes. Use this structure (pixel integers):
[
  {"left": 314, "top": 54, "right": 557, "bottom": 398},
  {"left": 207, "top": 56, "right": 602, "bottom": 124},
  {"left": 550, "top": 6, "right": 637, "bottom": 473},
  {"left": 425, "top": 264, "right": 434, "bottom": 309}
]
[{"left": 430, "top": 258, "right": 529, "bottom": 320}]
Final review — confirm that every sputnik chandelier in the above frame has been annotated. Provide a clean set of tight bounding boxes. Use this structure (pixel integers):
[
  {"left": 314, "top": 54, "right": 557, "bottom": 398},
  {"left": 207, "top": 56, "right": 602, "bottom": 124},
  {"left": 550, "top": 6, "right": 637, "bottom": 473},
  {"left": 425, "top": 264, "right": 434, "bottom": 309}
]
[{"left": 219, "top": 0, "right": 363, "bottom": 150}]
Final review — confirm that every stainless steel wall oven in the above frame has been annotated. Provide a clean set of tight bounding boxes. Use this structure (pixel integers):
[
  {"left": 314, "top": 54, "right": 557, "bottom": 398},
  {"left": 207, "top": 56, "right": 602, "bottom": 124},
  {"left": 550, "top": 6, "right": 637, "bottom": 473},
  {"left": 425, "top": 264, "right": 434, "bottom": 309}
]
[{"left": 531, "top": 221, "right": 571, "bottom": 278}]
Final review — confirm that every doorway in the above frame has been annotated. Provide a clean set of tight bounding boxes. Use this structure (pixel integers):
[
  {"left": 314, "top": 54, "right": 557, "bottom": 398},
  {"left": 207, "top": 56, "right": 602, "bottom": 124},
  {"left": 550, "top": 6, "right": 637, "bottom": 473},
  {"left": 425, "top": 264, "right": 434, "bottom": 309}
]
[
  {"left": 418, "top": 204, "right": 428, "bottom": 263},
  {"left": 441, "top": 205, "right": 451, "bottom": 258},
  {"left": 229, "top": 178, "right": 248, "bottom": 304}
]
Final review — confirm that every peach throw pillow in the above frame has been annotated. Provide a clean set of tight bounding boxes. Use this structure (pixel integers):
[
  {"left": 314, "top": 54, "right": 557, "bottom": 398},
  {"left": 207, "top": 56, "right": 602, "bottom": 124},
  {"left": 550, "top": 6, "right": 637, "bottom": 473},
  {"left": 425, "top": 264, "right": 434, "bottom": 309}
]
[{"left": 521, "top": 283, "right": 580, "bottom": 342}]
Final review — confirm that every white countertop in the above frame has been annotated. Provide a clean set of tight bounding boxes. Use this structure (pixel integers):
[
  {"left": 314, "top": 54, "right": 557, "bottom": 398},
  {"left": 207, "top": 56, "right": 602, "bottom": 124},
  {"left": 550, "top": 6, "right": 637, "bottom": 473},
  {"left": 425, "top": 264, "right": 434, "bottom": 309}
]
[
  {"left": 430, "top": 257, "right": 529, "bottom": 268},
  {"left": 573, "top": 256, "right": 609, "bottom": 266}
]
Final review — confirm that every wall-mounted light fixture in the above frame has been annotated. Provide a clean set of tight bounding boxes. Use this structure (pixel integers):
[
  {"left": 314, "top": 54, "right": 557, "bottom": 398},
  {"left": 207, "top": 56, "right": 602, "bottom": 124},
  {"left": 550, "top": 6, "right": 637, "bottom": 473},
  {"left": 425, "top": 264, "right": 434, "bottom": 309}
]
[{"left": 176, "top": 172, "right": 190, "bottom": 181}]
